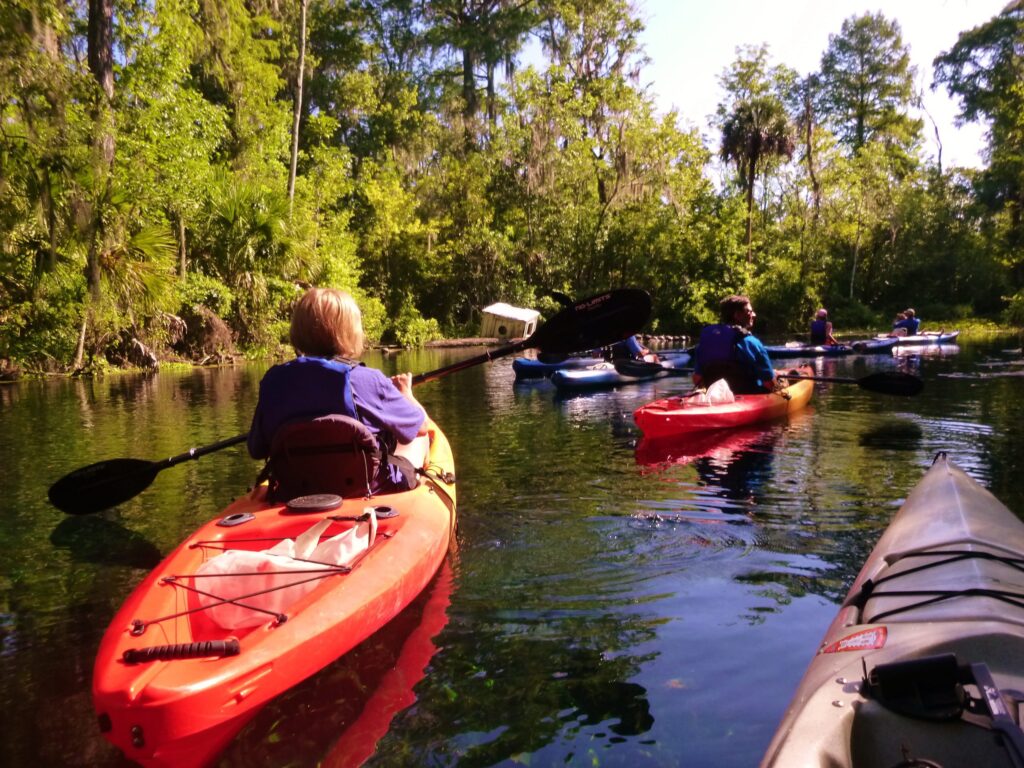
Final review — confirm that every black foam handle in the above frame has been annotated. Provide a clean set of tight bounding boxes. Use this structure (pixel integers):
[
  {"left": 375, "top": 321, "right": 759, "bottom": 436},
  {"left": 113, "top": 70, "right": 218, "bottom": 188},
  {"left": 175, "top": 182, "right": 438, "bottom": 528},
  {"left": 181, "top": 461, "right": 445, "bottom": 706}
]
[{"left": 123, "top": 638, "right": 240, "bottom": 664}]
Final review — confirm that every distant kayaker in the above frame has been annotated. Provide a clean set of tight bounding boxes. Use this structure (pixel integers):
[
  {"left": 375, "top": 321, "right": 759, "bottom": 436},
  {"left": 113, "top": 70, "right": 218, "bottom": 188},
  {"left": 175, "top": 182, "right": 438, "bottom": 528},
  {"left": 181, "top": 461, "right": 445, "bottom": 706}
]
[
  {"left": 692, "top": 295, "right": 776, "bottom": 394},
  {"left": 810, "top": 308, "right": 838, "bottom": 345},
  {"left": 247, "top": 287, "right": 427, "bottom": 492},
  {"left": 890, "top": 308, "right": 920, "bottom": 337}
]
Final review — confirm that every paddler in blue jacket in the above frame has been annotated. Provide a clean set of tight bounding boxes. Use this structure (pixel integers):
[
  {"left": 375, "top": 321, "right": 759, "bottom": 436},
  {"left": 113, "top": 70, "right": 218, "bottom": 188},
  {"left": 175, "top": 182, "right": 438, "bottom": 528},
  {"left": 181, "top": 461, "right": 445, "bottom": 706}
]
[
  {"left": 810, "top": 308, "right": 838, "bottom": 345},
  {"left": 693, "top": 295, "right": 776, "bottom": 395}
]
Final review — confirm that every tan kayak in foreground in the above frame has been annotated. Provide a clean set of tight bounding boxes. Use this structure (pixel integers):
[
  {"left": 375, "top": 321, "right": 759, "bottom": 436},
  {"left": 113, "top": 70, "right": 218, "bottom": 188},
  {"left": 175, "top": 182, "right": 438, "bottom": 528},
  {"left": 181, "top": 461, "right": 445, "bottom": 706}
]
[{"left": 763, "top": 453, "right": 1024, "bottom": 768}]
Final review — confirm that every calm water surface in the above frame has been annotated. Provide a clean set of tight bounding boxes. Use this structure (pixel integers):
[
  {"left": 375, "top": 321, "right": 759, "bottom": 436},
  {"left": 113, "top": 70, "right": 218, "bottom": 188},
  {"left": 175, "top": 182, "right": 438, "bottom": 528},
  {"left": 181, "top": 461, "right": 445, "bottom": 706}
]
[{"left": 1, "top": 335, "right": 1023, "bottom": 767}]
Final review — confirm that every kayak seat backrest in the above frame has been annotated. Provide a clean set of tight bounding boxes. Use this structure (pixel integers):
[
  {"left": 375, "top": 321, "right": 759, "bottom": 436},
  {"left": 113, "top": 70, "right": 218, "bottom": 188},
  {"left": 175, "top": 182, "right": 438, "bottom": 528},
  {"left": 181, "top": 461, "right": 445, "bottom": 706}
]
[{"left": 268, "top": 414, "right": 381, "bottom": 503}]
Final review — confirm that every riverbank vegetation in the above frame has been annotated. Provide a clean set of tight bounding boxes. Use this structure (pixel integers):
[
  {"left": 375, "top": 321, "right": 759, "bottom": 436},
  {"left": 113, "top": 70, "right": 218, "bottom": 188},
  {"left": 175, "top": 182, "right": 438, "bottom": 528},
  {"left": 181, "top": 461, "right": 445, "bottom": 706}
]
[{"left": 2, "top": 1, "right": 1023, "bottom": 377}]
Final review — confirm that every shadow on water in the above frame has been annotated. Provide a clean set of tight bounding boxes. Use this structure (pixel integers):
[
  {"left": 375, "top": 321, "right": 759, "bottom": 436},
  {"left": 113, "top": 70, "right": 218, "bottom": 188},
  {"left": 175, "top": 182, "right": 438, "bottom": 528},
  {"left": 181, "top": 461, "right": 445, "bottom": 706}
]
[
  {"left": 857, "top": 418, "right": 924, "bottom": 451},
  {"left": 49, "top": 515, "right": 163, "bottom": 570}
]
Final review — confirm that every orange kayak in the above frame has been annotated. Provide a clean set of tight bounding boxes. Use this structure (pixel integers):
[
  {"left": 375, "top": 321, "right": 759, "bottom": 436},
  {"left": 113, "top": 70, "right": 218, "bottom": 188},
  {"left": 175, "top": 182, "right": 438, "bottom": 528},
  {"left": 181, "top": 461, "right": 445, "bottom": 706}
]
[
  {"left": 93, "top": 421, "right": 456, "bottom": 768},
  {"left": 633, "top": 367, "right": 814, "bottom": 440}
]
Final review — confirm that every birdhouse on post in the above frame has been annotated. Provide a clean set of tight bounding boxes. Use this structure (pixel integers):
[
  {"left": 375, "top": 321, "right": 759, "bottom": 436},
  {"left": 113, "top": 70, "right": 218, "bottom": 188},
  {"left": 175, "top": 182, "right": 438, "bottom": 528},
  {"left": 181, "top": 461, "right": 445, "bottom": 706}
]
[{"left": 480, "top": 303, "right": 540, "bottom": 340}]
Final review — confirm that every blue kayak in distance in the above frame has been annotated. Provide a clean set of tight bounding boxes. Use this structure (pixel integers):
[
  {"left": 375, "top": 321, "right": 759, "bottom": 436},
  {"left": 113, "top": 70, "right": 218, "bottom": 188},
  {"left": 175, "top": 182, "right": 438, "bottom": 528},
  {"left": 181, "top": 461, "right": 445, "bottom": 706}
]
[
  {"left": 513, "top": 355, "right": 604, "bottom": 380},
  {"left": 513, "top": 348, "right": 691, "bottom": 380},
  {"left": 766, "top": 337, "right": 900, "bottom": 358},
  {"left": 550, "top": 353, "right": 691, "bottom": 392},
  {"left": 765, "top": 343, "right": 854, "bottom": 359}
]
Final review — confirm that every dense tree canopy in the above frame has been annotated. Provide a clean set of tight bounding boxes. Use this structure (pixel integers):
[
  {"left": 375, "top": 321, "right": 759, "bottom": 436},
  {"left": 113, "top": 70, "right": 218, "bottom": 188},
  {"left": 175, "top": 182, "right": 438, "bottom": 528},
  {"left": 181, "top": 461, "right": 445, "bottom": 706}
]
[{"left": 0, "top": 1, "right": 1020, "bottom": 375}]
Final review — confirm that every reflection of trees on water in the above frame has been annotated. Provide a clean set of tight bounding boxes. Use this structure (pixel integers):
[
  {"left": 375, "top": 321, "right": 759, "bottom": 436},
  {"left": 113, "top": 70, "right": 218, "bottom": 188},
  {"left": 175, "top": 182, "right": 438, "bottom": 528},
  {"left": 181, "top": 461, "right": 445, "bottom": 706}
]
[{"left": 372, "top": 618, "right": 655, "bottom": 766}]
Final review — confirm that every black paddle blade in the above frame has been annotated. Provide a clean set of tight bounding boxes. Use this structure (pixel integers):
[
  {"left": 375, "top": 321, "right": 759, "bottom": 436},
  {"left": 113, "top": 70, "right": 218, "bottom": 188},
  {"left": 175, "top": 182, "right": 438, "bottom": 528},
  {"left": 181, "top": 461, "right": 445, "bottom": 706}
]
[
  {"left": 527, "top": 288, "right": 651, "bottom": 354},
  {"left": 48, "top": 458, "right": 160, "bottom": 515},
  {"left": 859, "top": 371, "right": 924, "bottom": 396}
]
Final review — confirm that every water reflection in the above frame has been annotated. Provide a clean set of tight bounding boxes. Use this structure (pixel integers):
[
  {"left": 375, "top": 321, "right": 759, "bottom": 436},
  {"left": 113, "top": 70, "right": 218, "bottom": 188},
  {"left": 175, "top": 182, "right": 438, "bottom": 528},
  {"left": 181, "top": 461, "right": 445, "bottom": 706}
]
[
  {"left": 892, "top": 343, "right": 961, "bottom": 358},
  {"left": 3, "top": 335, "right": 1024, "bottom": 768},
  {"left": 857, "top": 418, "right": 924, "bottom": 451},
  {"left": 221, "top": 562, "right": 455, "bottom": 768}
]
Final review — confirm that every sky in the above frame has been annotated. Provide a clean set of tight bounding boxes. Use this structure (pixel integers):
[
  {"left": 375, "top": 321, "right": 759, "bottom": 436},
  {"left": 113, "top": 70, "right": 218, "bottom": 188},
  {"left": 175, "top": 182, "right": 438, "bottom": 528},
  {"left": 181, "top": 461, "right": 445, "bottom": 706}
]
[{"left": 635, "top": 0, "right": 1011, "bottom": 169}]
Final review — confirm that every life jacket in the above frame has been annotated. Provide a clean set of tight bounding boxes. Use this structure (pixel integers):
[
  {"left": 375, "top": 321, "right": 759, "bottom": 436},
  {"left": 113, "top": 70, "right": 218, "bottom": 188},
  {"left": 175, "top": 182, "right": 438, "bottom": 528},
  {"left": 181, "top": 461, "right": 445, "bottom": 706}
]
[
  {"left": 810, "top": 319, "right": 829, "bottom": 344},
  {"left": 254, "top": 357, "right": 417, "bottom": 501},
  {"left": 253, "top": 356, "right": 359, "bottom": 440},
  {"left": 695, "top": 324, "right": 763, "bottom": 394}
]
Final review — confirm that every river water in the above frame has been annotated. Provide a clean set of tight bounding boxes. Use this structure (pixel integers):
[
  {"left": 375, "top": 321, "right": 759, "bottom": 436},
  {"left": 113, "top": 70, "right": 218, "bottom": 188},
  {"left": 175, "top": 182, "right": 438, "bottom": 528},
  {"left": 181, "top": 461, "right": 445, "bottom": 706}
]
[{"left": 1, "top": 334, "right": 1022, "bottom": 767}]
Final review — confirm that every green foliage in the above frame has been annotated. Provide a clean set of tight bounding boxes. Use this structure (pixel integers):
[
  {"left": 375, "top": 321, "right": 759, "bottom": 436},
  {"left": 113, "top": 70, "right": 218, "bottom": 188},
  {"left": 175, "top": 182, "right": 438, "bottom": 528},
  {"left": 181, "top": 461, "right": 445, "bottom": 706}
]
[
  {"left": 390, "top": 300, "right": 443, "bottom": 347},
  {"left": 0, "top": 0, "right": 1021, "bottom": 372},
  {"left": 1004, "top": 289, "right": 1024, "bottom": 327},
  {"left": 177, "top": 273, "right": 235, "bottom": 317}
]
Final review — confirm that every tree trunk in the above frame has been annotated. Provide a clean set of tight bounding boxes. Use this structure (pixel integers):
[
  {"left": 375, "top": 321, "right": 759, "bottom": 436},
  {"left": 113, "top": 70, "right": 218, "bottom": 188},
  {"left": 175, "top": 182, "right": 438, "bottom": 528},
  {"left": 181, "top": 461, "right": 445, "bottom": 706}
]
[
  {"left": 850, "top": 203, "right": 863, "bottom": 300},
  {"left": 462, "top": 47, "right": 477, "bottom": 119},
  {"left": 287, "top": 0, "right": 308, "bottom": 208},
  {"left": 177, "top": 213, "right": 187, "bottom": 277},
  {"left": 745, "top": 173, "right": 755, "bottom": 262},
  {"left": 77, "top": 0, "right": 115, "bottom": 370}
]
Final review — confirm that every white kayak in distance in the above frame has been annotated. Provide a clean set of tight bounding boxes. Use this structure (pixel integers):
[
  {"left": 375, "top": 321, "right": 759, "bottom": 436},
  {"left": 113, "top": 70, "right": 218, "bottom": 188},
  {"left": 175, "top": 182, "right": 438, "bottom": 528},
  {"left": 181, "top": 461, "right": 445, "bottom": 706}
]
[
  {"left": 762, "top": 453, "right": 1024, "bottom": 768},
  {"left": 874, "top": 330, "right": 960, "bottom": 345}
]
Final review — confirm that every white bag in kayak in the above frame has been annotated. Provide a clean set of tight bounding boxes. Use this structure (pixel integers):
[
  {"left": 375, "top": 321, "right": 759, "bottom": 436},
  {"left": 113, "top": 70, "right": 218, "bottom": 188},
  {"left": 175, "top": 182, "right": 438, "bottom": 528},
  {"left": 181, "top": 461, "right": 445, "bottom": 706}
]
[
  {"left": 695, "top": 378, "right": 735, "bottom": 405},
  {"left": 195, "top": 510, "right": 378, "bottom": 630}
]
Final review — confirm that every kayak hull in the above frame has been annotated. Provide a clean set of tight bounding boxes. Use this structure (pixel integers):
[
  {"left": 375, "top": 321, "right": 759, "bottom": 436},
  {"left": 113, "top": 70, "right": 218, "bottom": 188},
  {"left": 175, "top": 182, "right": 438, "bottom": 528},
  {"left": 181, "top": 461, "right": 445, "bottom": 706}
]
[
  {"left": 512, "top": 355, "right": 604, "bottom": 379},
  {"left": 551, "top": 353, "right": 691, "bottom": 391},
  {"left": 762, "top": 455, "right": 1024, "bottom": 768},
  {"left": 765, "top": 343, "right": 852, "bottom": 359},
  {"left": 93, "top": 421, "right": 456, "bottom": 768},
  {"left": 849, "top": 337, "right": 899, "bottom": 354},
  {"left": 874, "top": 330, "right": 961, "bottom": 345},
  {"left": 633, "top": 366, "right": 814, "bottom": 440},
  {"left": 513, "top": 348, "right": 690, "bottom": 380}
]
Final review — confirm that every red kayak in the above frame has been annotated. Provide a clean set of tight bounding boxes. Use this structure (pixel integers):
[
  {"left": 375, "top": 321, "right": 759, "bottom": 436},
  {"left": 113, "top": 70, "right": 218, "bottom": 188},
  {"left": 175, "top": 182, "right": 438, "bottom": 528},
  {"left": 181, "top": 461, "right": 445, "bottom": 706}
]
[
  {"left": 93, "top": 420, "right": 456, "bottom": 768},
  {"left": 633, "top": 367, "right": 815, "bottom": 440}
]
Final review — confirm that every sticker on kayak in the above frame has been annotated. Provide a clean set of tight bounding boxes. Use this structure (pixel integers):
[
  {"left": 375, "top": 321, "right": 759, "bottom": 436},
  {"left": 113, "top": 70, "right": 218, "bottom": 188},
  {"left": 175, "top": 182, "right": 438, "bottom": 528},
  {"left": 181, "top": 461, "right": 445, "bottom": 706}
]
[{"left": 818, "top": 627, "right": 887, "bottom": 654}]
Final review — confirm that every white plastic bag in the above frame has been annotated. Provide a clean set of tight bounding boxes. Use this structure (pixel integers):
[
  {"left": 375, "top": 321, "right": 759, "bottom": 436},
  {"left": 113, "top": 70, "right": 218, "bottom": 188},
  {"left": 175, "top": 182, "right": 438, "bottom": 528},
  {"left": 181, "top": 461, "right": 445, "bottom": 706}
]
[
  {"left": 695, "top": 378, "right": 735, "bottom": 405},
  {"left": 195, "top": 510, "right": 378, "bottom": 629}
]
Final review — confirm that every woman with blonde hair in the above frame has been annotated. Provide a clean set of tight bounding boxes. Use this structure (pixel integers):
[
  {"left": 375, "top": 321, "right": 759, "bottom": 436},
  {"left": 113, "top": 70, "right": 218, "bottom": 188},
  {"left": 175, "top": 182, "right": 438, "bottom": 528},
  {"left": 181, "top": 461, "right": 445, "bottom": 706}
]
[{"left": 247, "top": 287, "right": 426, "bottom": 493}]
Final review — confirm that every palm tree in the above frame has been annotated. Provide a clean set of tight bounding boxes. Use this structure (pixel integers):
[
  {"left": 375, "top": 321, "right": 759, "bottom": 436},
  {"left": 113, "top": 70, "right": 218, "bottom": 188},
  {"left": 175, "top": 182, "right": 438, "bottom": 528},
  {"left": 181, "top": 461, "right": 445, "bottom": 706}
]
[{"left": 720, "top": 96, "right": 795, "bottom": 261}]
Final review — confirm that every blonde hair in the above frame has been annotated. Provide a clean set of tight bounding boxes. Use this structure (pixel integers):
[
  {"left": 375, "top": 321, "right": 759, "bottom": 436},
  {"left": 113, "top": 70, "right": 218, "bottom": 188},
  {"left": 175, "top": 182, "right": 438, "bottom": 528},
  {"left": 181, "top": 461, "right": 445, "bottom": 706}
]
[{"left": 289, "top": 288, "right": 365, "bottom": 358}]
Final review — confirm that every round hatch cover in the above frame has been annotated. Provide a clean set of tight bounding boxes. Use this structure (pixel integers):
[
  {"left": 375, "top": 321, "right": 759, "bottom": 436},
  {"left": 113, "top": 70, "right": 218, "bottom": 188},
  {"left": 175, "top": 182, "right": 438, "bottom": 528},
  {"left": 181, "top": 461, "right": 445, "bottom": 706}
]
[{"left": 286, "top": 493, "right": 343, "bottom": 512}]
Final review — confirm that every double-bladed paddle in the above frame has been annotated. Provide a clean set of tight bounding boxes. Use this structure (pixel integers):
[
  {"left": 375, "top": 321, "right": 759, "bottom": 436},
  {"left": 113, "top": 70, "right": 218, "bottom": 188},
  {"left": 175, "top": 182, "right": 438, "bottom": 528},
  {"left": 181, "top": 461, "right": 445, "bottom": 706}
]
[
  {"left": 48, "top": 288, "right": 652, "bottom": 515},
  {"left": 780, "top": 370, "right": 923, "bottom": 396}
]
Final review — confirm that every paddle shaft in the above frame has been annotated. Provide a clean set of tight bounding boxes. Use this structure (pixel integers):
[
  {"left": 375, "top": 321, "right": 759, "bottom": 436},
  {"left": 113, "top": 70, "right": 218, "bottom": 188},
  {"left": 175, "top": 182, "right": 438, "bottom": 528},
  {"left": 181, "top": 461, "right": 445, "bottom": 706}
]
[
  {"left": 412, "top": 341, "right": 526, "bottom": 385},
  {"left": 161, "top": 433, "right": 249, "bottom": 469}
]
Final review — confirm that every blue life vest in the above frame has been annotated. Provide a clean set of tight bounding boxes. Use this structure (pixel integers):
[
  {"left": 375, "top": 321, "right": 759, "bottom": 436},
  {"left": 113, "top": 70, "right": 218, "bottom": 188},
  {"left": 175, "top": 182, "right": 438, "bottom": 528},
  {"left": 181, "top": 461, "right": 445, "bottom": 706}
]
[
  {"left": 810, "top": 319, "right": 829, "bottom": 344},
  {"left": 252, "top": 357, "right": 358, "bottom": 447},
  {"left": 695, "top": 324, "right": 762, "bottom": 394}
]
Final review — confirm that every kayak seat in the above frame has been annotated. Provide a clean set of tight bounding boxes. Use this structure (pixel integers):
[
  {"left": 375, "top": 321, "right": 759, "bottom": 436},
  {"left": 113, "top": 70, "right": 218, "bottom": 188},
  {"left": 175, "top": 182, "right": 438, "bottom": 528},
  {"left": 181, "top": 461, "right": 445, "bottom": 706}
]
[{"left": 267, "top": 414, "right": 381, "bottom": 503}]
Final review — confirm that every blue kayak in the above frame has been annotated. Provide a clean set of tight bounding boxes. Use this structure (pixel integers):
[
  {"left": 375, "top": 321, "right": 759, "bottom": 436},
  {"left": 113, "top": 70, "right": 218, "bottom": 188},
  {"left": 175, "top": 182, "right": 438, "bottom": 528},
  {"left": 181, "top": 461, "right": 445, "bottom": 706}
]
[
  {"left": 550, "top": 353, "right": 691, "bottom": 392},
  {"left": 850, "top": 337, "right": 900, "bottom": 354},
  {"left": 767, "top": 338, "right": 901, "bottom": 357},
  {"left": 765, "top": 343, "right": 853, "bottom": 359},
  {"left": 513, "top": 348, "right": 691, "bottom": 380},
  {"left": 513, "top": 355, "right": 604, "bottom": 380}
]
